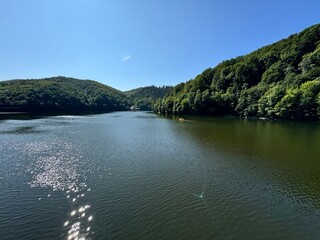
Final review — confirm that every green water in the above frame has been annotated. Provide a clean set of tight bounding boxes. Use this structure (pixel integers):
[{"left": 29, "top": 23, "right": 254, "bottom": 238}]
[{"left": 0, "top": 112, "right": 319, "bottom": 239}]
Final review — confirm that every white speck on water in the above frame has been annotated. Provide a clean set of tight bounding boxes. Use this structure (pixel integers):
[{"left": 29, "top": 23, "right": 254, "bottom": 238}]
[
  {"left": 200, "top": 191, "right": 204, "bottom": 198},
  {"left": 78, "top": 206, "right": 85, "bottom": 213}
]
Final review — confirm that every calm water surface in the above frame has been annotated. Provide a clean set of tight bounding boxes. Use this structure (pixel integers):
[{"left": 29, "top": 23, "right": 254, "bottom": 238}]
[{"left": 0, "top": 112, "right": 320, "bottom": 239}]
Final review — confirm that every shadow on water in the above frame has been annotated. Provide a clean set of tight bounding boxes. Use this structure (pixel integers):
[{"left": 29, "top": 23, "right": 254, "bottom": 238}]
[
  {"left": 169, "top": 115, "right": 320, "bottom": 208},
  {"left": 0, "top": 111, "right": 112, "bottom": 121},
  {"left": 0, "top": 126, "right": 45, "bottom": 134},
  {"left": 133, "top": 111, "right": 158, "bottom": 119},
  {"left": 134, "top": 115, "right": 159, "bottom": 119}
]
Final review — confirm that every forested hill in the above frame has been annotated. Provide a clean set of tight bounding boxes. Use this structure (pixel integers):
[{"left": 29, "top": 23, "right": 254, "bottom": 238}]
[
  {"left": 0, "top": 77, "right": 129, "bottom": 112},
  {"left": 125, "top": 86, "right": 172, "bottom": 110},
  {"left": 154, "top": 24, "right": 320, "bottom": 120}
]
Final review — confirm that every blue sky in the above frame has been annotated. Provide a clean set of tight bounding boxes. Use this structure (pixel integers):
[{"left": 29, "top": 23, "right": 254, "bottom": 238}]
[{"left": 1, "top": 0, "right": 320, "bottom": 91}]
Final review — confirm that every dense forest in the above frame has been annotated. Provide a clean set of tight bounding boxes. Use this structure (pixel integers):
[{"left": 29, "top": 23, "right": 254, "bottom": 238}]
[
  {"left": 0, "top": 77, "right": 129, "bottom": 112},
  {"left": 125, "top": 86, "right": 172, "bottom": 110},
  {"left": 0, "top": 77, "right": 171, "bottom": 113},
  {"left": 1, "top": 24, "right": 320, "bottom": 119},
  {"left": 154, "top": 24, "right": 320, "bottom": 120}
]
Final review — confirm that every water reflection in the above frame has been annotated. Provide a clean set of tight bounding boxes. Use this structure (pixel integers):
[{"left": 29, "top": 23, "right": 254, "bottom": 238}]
[
  {"left": 173, "top": 116, "right": 320, "bottom": 209},
  {"left": 65, "top": 201, "right": 93, "bottom": 240},
  {"left": 1, "top": 112, "right": 320, "bottom": 240},
  {"left": 20, "top": 121, "right": 95, "bottom": 239},
  {"left": 26, "top": 142, "right": 80, "bottom": 191}
]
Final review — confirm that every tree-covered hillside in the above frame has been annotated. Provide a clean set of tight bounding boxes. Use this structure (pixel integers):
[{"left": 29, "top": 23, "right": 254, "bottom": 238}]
[
  {"left": 154, "top": 24, "right": 320, "bottom": 120},
  {"left": 125, "top": 86, "right": 172, "bottom": 110},
  {"left": 0, "top": 76, "right": 129, "bottom": 112}
]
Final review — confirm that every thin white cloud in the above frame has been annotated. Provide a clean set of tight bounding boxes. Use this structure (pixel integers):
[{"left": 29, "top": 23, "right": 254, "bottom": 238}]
[{"left": 121, "top": 55, "right": 131, "bottom": 62}]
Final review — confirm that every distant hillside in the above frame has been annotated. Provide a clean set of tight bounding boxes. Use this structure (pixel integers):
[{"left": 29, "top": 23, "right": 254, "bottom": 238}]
[
  {"left": 154, "top": 24, "right": 320, "bottom": 120},
  {"left": 0, "top": 76, "right": 129, "bottom": 112},
  {"left": 125, "top": 86, "right": 172, "bottom": 110}
]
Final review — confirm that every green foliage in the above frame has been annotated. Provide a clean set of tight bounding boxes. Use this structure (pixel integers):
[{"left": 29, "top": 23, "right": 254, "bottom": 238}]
[
  {"left": 236, "top": 84, "right": 268, "bottom": 117},
  {"left": 299, "top": 79, "right": 320, "bottom": 119},
  {"left": 0, "top": 76, "right": 129, "bottom": 112},
  {"left": 258, "top": 84, "right": 286, "bottom": 117},
  {"left": 261, "top": 62, "right": 285, "bottom": 84},
  {"left": 317, "top": 92, "right": 320, "bottom": 116},
  {"left": 155, "top": 24, "right": 320, "bottom": 120},
  {"left": 274, "top": 88, "right": 301, "bottom": 119},
  {"left": 125, "top": 85, "right": 172, "bottom": 110}
]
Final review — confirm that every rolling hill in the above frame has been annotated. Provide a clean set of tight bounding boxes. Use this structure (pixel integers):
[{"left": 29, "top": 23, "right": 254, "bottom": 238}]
[
  {"left": 0, "top": 76, "right": 129, "bottom": 112},
  {"left": 154, "top": 24, "right": 320, "bottom": 120},
  {"left": 125, "top": 85, "right": 172, "bottom": 110}
]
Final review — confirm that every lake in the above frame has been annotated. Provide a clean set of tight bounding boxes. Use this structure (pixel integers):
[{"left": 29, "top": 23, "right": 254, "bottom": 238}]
[{"left": 0, "top": 111, "right": 320, "bottom": 240}]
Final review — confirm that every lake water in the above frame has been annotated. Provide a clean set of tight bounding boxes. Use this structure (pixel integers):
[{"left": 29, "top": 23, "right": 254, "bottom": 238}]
[{"left": 0, "top": 112, "right": 320, "bottom": 240}]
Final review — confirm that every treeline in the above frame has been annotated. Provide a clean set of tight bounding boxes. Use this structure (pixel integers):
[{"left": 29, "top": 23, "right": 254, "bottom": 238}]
[
  {"left": 0, "top": 76, "right": 129, "bottom": 112},
  {"left": 125, "top": 86, "right": 172, "bottom": 110},
  {"left": 154, "top": 24, "right": 320, "bottom": 120}
]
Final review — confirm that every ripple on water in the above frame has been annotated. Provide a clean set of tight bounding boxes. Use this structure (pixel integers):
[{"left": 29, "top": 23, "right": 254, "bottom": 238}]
[
  {"left": 65, "top": 202, "right": 93, "bottom": 240},
  {"left": 25, "top": 141, "right": 82, "bottom": 191},
  {"left": 22, "top": 137, "right": 94, "bottom": 239}
]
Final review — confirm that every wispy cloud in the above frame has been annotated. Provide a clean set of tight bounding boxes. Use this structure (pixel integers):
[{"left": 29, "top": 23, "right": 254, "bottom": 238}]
[{"left": 121, "top": 55, "right": 131, "bottom": 62}]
